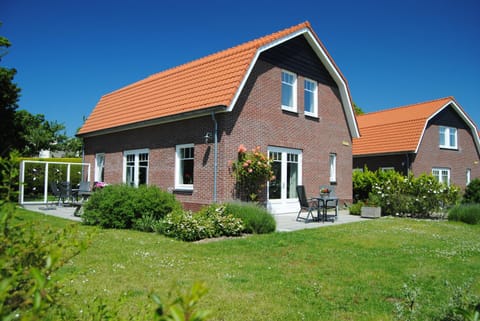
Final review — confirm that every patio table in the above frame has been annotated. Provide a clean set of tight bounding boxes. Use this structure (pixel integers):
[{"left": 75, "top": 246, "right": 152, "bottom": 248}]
[{"left": 313, "top": 196, "right": 338, "bottom": 222}]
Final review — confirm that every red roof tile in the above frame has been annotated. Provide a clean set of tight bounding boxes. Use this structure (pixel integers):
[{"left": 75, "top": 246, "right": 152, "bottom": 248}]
[
  {"left": 78, "top": 22, "right": 314, "bottom": 135},
  {"left": 353, "top": 97, "right": 455, "bottom": 155}
]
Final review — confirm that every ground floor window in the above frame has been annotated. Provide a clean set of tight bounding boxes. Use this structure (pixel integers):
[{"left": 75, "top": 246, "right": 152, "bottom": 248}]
[
  {"left": 432, "top": 167, "right": 450, "bottom": 185},
  {"left": 123, "top": 149, "right": 149, "bottom": 187},
  {"left": 329, "top": 153, "right": 337, "bottom": 183},
  {"left": 175, "top": 144, "right": 194, "bottom": 190},
  {"left": 95, "top": 153, "right": 105, "bottom": 182}
]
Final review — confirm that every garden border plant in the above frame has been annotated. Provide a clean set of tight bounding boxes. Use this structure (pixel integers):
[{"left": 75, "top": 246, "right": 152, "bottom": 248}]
[{"left": 352, "top": 167, "right": 461, "bottom": 218}]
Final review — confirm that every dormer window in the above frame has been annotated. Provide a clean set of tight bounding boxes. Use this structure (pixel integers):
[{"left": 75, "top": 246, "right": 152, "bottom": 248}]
[{"left": 439, "top": 126, "right": 457, "bottom": 149}]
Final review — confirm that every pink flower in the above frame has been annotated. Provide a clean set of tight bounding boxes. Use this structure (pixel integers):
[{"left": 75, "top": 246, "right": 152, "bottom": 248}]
[
  {"left": 238, "top": 144, "right": 247, "bottom": 153},
  {"left": 243, "top": 162, "right": 249, "bottom": 168},
  {"left": 248, "top": 168, "right": 253, "bottom": 173}
]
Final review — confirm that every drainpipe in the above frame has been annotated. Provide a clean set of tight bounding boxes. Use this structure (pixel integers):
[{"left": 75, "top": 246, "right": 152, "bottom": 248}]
[{"left": 211, "top": 112, "right": 218, "bottom": 203}]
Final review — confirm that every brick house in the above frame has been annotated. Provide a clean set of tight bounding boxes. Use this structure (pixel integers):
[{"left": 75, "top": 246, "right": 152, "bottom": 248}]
[
  {"left": 77, "top": 22, "right": 359, "bottom": 213},
  {"left": 352, "top": 97, "right": 480, "bottom": 188}
]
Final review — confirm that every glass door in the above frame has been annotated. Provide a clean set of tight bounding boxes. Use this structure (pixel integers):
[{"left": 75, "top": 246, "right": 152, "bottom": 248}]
[{"left": 267, "top": 147, "right": 302, "bottom": 214}]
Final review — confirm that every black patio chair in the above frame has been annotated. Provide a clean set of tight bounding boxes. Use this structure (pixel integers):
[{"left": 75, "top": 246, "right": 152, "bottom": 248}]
[
  {"left": 72, "top": 181, "right": 91, "bottom": 202},
  {"left": 49, "top": 181, "right": 61, "bottom": 206},
  {"left": 296, "top": 185, "right": 319, "bottom": 222},
  {"left": 57, "top": 181, "right": 73, "bottom": 205}
]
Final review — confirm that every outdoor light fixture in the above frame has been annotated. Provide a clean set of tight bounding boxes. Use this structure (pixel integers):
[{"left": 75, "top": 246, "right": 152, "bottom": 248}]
[{"left": 204, "top": 132, "right": 212, "bottom": 144}]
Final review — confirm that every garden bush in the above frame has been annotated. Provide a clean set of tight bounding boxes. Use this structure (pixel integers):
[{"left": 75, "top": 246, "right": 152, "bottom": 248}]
[
  {"left": 224, "top": 202, "right": 276, "bottom": 234},
  {"left": 353, "top": 168, "right": 460, "bottom": 217},
  {"left": 448, "top": 204, "right": 480, "bottom": 225},
  {"left": 159, "top": 204, "right": 243, "bottom": 242},
  {"left": 82, "top": 184, "right": 181, "bottom": 229},
  {"left": 0, "top": 202, "right": 87, "bottom": 320},
  {"left": 462, "top": 178, "right": 480, "bottom": 204}
]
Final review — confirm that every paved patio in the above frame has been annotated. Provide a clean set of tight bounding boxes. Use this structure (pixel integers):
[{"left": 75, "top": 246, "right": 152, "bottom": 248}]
[{"left": 21, "top": 204, "right": 368, "bottom": 231}]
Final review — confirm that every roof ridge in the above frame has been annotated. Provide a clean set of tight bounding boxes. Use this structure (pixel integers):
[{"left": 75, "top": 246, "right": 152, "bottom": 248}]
[
  {"left": 103, "top": 22, "right": 311, "bottom": 99},
  {"left": 361, "top": 96, "right": 453, "bottom": 117}
]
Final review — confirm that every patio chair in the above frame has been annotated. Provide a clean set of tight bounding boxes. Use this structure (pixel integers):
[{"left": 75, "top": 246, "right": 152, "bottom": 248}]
[
  {"left": 72, "top": 181, "right": 91, "bottom": 201},
  {"left": 320, "top": 185, "right": 338, "bottom": 221},
  {"left": 49, "top": 181, "right": 61, "bottom": 206},
  {"left": 296, "top": 185, "right": 319, "bottom": 222},
  {"left": 57, "top": 181, "right": 73, "bottom": 205}
]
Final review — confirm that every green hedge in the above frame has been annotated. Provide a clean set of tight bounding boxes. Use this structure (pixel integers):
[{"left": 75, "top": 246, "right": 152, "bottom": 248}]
[{"left": 82, "top": 185, "right": 181, "bottom": 229}]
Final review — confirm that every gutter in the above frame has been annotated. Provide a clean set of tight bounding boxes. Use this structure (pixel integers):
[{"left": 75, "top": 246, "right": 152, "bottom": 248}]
[
  {"left": 77, "top": 105, "right": 227, "bottom": 138},
  {"left": 211, "top": 112, "right": 218, "bottom": 203}
]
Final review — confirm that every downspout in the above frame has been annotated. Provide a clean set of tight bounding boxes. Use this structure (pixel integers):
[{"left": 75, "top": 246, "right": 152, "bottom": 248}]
[{"left": 211, "top": 112, "right": 218, "bottom": 203}]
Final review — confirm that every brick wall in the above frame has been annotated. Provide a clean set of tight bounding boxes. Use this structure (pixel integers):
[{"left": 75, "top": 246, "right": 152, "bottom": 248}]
[
  {"left": 413, "top": 107, "right": 480, "bottom": 188},
  {"left": 82, "top": 50, "right": 354, "bottom": 209}
]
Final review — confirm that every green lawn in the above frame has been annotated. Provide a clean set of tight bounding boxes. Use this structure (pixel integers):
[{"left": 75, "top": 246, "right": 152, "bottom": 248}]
[{"left": 19, "top": 209, "right": 480, "bottom": 320}]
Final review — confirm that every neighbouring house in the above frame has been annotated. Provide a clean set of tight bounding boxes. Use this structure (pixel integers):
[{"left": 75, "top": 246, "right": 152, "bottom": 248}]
[
  {"left": 77, "top": 22, "right": 359, "bottom": 214},
  {"left": 352, "top": 97, "right": 480, "bottom": 189}
]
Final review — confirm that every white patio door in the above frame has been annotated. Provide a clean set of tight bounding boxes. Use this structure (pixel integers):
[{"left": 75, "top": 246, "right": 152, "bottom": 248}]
[{"left": 267, "top": 147, "right": 302, "bottom": 214}]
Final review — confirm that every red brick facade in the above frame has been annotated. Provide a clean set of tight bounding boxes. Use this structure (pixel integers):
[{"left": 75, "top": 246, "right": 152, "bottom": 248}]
[
  {"left": 353, "top": 106, "right": 480, "bottom": 189},
  {"left": 83, "top": 50, "right": 354, "bottom": 212}
]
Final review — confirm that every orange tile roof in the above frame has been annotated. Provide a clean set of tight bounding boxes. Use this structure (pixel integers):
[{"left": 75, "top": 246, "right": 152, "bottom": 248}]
[
  {"left": 352, "top": 97, "right": 455, "bottom": 155},
  {"left": 78, "top": 22, "right": 315, "bottom": 135}
]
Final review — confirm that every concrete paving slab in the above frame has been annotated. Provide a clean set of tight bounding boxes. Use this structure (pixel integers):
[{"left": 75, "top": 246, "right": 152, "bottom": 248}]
[{"left": 21, "top": 205, "right": 368, "bottom": 232}]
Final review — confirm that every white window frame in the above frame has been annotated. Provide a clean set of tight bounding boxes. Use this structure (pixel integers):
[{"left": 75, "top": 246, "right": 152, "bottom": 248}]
[
  {"left": 304, "top": 78, "right": 318, "bottom": 117},
  {"left": 329, "top": 153, "right": 337, "bottom": 183},
  {"left": 95, "top": 153, "right": 105, "bottom": 182},
  {"left": 175, "top": 144, "right": 195, "bottom": 191},
  {"left": 466, "top": 168, "right": 471, "bottom": 185},
  {"left": 123, "top": 148, "right": 149, "bottom": 187},
  {"left": 432, "top": 167, "right": 450, "bottom": 186},
  {"left": 281, "top": 70, "right": 297, "bottom": 112},
  {"left": 381, "top": 167, "right": 395, "bottom": 172},
  {"left": 439, "top": 126, "right": 458, "bottom": 149}
]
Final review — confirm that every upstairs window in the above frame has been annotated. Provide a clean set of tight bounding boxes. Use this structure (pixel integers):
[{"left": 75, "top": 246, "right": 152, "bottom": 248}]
[
  {"left": 439, "top": 126, "right": 457, "bottom": 149},
  {"left": 281, "top": 70, "right": 297, "bottom": 112},
  {"left": 175, "top": 144, "right": 194, "bottom": 190},
  {"left": 304, "top": 78, "right": 318, "bottom": 117}
]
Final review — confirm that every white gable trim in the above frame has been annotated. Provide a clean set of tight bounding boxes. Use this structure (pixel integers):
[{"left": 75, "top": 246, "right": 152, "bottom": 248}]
[
  {"left": 227, "top": 28, "right": 360, "bottom": 138},
  {"left": 414, "top": 99, "right": 480, "bottom": 154}
]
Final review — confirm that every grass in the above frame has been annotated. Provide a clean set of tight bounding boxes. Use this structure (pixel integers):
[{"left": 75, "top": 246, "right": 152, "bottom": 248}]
[{"left": 18, "top": 208, "right": 480, "bottom": 320}]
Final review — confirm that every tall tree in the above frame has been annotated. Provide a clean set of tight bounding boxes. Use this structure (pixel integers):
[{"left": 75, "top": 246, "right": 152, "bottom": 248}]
[
  {"left": 0, "top": 27, "right": 21, "bottom": 156},
  {"left": 14, "top": 110, "right": 68, "bottom": 156}
]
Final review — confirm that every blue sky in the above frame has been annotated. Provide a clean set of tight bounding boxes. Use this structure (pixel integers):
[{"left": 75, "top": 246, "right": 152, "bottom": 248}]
[{"left": 2, "top": 0, "right": 479, "bottom": 137}]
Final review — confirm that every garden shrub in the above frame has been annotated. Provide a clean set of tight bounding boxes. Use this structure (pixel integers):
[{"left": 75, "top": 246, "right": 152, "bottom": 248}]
[
  {"left": 0, "top": 202, "right": 87, "bottom": 320},
  {"left": 462, "top": 178, "right": 480, "bottom": 204},
  {"left": 160, "top": 205, "right": 243, "bottom": 242},
  {"left": 353, "top": 168, "right": 460, "bottom": 217},
  {"left": 448, "top": 204, "right": 480, "bottom": 225},
  {"left": 348, "top": 201, "right": 364, "bottom": 216},
  {"left": 82, "top": 184, "right": 181, "bottom": 229},
  {"left": 224, "top": 202, "right": 276, "bottom": 234}
]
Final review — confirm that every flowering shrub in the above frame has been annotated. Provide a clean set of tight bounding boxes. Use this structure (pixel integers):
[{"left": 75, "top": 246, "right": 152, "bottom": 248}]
[
  {"left": 353, "top": 168, "right": 460, "bottom": 217},
  {"left": 231, "top": 145, "right": 274, "bottom": 202},
  {"left": 160, "top": 204, "right": 243, "bottom": 241}
]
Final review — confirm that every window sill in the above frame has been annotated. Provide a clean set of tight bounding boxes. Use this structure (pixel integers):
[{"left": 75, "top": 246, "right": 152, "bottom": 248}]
[
  {"left": 281, "top": 106, "right": 298, "bottom": 113},
  {"left": 304, "top": 112, "right": 319, "bottom": 119},
  {"left": 439, "top": 146, "right": 458, "bottom": 151},
  {"left": 173, "top": 187, "right": 193, "bottom": 195}
]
